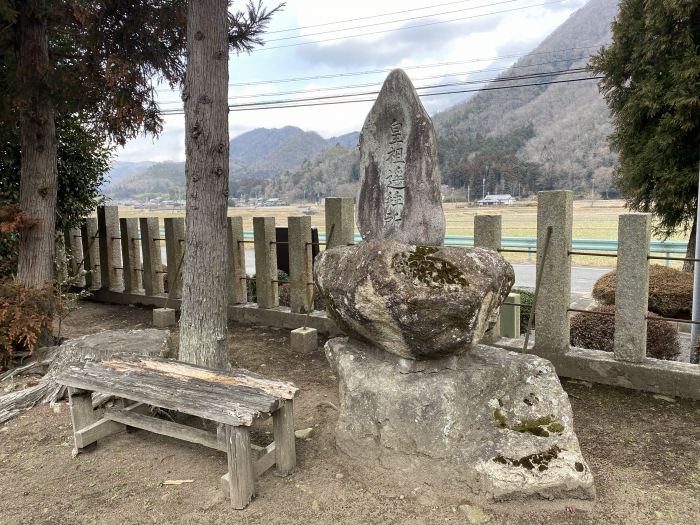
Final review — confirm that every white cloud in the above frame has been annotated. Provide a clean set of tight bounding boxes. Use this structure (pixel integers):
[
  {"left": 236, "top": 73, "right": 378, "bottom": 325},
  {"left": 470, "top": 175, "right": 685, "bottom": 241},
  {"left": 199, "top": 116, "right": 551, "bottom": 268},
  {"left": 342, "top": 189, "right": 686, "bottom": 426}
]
[{"left": 117, "top": 0, "right": 589, "bottom": 163}]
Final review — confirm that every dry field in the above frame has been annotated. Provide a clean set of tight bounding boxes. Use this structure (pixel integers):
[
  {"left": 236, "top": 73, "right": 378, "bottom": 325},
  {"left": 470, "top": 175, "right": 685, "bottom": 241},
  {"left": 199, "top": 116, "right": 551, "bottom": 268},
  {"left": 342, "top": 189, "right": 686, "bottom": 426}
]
[{"left": 113, "top": 199, "right": 688, "bottom": 267}]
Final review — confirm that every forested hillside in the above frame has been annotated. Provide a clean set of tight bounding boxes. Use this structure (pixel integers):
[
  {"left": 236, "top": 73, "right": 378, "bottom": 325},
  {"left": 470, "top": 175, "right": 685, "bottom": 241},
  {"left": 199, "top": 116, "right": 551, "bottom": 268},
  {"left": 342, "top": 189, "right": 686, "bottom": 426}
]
[{"left": 433, "top": 0, "right": 619, "bottom": 197}]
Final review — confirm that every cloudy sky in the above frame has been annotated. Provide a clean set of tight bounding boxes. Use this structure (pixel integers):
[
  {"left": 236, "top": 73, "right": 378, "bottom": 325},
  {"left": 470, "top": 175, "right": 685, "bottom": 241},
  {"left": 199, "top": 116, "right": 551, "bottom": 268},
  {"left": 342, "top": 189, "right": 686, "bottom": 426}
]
[{"left": 117, "top": 0, "right": 588, "bottom": 163}]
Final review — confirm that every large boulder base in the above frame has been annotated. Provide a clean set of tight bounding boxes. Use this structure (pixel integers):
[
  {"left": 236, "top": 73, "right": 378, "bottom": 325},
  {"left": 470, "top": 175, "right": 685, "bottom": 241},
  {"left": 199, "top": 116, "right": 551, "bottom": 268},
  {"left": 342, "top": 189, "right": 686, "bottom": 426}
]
[
  {"left": 357, "top": 68, "right": 445, "bottom": 246},
  {"left": 326, "top": 337, "right": 595, "bottom": 501},
  {"left": 315, "top": 240, "right": 514, "bottom": 359}
]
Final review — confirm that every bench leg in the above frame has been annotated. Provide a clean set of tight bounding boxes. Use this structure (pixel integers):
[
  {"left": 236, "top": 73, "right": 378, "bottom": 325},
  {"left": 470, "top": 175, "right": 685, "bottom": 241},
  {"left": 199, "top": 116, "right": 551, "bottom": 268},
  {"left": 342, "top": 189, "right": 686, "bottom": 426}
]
[
  {"left": 223, "top": 425, "right": 255, "bottom": 509},
  {"left": 273, "top": 399, "right": 296, "bottom": 476},
  {"left": 68, "top": 388, "right": 97, "bottom": 455}
]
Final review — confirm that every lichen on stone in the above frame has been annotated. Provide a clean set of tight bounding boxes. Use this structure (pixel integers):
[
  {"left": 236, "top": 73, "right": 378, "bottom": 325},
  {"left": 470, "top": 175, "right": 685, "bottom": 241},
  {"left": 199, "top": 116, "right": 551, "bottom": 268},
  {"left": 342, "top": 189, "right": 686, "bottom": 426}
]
[
  {"left": 493, "top": 445, "right": 561, "bottom": 472},
  {"left": 494, "top": 411, "right": 565, "bottom": 437},
  {"left": 391, "top": 246, "right": 468, "bottom": 288}
]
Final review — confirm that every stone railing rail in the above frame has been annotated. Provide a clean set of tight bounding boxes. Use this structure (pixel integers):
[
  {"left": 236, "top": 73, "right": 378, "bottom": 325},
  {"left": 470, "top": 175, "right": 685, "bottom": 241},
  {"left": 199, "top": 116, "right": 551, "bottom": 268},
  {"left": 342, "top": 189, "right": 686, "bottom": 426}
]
[{"left": 65, "top": 193, "right": 699, "bottom": 400}]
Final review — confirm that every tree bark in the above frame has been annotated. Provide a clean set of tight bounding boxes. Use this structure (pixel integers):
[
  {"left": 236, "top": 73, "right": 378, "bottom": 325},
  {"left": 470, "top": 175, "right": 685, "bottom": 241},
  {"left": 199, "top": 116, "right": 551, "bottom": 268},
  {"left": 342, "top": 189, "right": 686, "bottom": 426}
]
[
  {"left": 179, "top": 0, "right": 230, "bottom": 368},
  {"left": 683, "top": 214, "right": 696, "bottom": 273},
  {"left": 15, "top": 0, "right": 58, "bottom": 288}
]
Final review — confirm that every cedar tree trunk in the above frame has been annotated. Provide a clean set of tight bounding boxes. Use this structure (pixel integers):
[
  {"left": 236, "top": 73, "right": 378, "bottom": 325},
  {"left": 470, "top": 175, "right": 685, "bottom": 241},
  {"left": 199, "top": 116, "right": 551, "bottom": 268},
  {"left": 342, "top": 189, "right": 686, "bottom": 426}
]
[
  {"left": 179, "top": 0, "right": 230, "bottom": 368},
  {"left": 15, "top": 0, "right": 58, "bottom": 288}
]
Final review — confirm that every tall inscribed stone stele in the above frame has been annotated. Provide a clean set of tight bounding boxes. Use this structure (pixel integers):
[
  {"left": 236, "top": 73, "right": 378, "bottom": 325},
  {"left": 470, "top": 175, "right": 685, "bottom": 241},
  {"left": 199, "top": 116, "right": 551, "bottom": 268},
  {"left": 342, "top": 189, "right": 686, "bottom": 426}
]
[{"left": 357, "top": 69, "right": 445, "bottom": 246}]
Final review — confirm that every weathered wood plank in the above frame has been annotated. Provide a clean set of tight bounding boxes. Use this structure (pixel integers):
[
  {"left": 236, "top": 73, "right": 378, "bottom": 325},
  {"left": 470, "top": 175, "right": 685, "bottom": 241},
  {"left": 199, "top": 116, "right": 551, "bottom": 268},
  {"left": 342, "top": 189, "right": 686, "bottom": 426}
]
[
  {"left": 255, "top": 442, "right": 276, "bottom": 477},
  {"left": 55, "top": 356, "right": 292, "bottom": 426},
  {"left": 74, "top": 418, "right": 125, "bottom": 449},
  {"left": 225, "top": 425, "right": 255, "bottom": 509},
  {"left": 104, "top": 408, "right": 228, "bottom": 452},
  {"left": 110, "top": 354, "right": 298, "bottom": 400},
  {"left": 272, "top": 399, "right": 296, "bottom": 476}
]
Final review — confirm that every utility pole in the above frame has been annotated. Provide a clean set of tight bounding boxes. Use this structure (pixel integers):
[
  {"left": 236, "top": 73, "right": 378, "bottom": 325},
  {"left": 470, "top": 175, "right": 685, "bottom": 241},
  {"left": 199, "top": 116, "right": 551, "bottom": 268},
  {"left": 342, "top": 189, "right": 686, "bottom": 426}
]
[
  {"left": 690, "top": 156, "right": 700, "bottom": 364},
  {"left": 467, "top": 184, "right": 470, "bottom": 204}
]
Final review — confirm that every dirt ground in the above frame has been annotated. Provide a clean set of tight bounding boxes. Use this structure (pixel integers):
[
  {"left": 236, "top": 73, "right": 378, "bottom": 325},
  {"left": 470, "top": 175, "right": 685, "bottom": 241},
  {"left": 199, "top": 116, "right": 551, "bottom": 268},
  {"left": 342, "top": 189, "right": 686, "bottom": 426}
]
[{"left": 1, "top": 301, "right": 699, "bottom": 525}]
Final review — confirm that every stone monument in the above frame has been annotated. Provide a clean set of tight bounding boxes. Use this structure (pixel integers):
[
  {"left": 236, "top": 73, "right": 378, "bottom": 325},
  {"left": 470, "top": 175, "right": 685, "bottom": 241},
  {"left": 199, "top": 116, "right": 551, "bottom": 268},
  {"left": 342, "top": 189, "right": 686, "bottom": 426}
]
[{"left": 315, "top": 69, "right": 594, "bottom": 502}]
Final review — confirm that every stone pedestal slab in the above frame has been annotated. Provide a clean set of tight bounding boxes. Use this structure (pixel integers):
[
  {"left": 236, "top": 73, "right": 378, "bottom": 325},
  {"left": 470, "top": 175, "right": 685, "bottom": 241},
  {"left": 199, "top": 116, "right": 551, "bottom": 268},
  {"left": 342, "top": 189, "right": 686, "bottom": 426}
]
[{"left": 325, "top": 337, "right": 594, "bottom": 501}]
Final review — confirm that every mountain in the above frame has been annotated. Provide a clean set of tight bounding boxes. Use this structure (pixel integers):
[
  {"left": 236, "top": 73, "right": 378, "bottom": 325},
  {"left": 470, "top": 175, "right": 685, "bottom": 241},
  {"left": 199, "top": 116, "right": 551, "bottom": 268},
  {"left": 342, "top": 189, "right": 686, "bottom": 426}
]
[
  {"left": 229, "top": 126, "right": 331, "bottom": 180},
  {"left": 433, "top": 0, "right": 619, "bottom": 197},
  {"left": 265, "top": 145, "right": 360, "bottom": 201},
  {"left": 108, "top": 161, "right": 184, "bottom": 200},
  {"left": 103, "top": 161, "right": 156, "bottom": 189},
  {"left": 107, "top": 126, "right": 361, "bottom": 200},
  {"left": 327, "top": 132, "right": 360, "bottom": 149}
]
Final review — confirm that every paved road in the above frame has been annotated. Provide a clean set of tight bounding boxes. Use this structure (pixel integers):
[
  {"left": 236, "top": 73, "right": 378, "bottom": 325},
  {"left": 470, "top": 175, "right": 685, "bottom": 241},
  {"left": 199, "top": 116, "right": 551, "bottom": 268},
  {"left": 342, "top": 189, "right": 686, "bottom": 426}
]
[
  {"left": 512, "top": 264, "right": 611, "bottom": 294},
  {"left": 241, "top": 250, "right": 609, "bottom": 295}
]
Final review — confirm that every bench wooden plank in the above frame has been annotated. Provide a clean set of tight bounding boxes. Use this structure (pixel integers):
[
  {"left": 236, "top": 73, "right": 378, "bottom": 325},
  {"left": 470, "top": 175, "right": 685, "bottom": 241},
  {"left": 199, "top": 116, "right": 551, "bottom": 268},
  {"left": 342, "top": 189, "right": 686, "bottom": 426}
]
[
  {"left": 109, "top": 354, "right": 298, "bottom": 400},
  {"left": 104, "top": 407, "right": 228, "bottom": 452},
  {"left": 56, "top": 362, "right": 273, "bottom": 426}
]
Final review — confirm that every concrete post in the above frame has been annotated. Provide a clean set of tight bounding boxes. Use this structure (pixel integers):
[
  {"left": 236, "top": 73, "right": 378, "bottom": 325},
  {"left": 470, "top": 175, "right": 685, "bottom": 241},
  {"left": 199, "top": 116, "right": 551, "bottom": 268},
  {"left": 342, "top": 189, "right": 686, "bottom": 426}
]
[
  {"left": 288, "top": 216, "right": 313, "bottom": 313},
  {"left": 500, "top": 292, "right": 521, "bottom": 339},
  {"left": 325, "top": 197, "right": 355, "bottom": 249},
  {"left": 139, "top": 217, "right": 164, "bottom": 296},
  {"left": 119, "top": 218, "right": 142, "bottom": 293},
  {"left": 613, "top": 213, "right": 651, "bottom": 362},
  {"left": 227, "top": 217, "right": 248, "bottom": 304},
  {"left": 253, "top": 217, "right": 278, "bottom": 309},
  {"left": 533, "top": 190, "right": 573, "bottom": 355},
  {"left": 164, "top": 217, "right": 185, "bottom": 299},
  {"left": 290, "top": 327, "right": 317, "bottom": 354},
  {"left": 65, "top": 228, "right": 85, "bottom": 287},
  {"left": 80, "top": 218, "right": 100, "bottom": 290},
  {"left": 474, "top": 214, "right": 502, "bottom": 250},
  {"left": 97, "top": 206, "right": 122, "bottom": 290}
]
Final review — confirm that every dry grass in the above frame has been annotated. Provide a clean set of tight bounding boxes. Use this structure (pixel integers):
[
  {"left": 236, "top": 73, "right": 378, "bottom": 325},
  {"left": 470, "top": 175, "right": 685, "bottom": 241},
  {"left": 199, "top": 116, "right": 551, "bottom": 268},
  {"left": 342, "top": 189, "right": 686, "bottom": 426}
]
[{"left": 112, "top": 199, "right": 688, "bottom": 268}]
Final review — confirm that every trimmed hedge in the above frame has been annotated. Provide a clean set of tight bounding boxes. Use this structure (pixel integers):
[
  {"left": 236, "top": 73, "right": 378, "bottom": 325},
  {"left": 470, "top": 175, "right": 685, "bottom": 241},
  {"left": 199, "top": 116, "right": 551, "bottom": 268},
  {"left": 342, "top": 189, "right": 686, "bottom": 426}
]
[
  {"left": 592, "top": 265, "right": 692, "bottom": 319},
  {"left": 569, "top": 304, "right": 680, "bottom": 360}
]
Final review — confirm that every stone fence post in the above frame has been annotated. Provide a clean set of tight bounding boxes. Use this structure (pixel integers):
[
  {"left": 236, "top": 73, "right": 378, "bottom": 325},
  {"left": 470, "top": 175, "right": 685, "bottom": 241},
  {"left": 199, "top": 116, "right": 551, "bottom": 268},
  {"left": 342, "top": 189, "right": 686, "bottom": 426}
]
[
  {"left": 474, "top": 214, "right": 502, "bottom": 250},
  {"left": 533, "top": 190, "right": 573, "bottom": 355},
  {"left": 64, "top": 228, "right": 85, "bottom": 287},
  {"left": 119, "top": 218, "right": 142, "bottom": 293},
  {"left": 474, "top": 214, "right": 502, "bottom": 342},
  {"left": 613, "top": 213, "right": 651, "bottom": 362},
  {"left": 97, "top": 206, "right": 122, "bottom": 291},
  {"left": 140, "top": 217, "right": 164, "bottom": 296},
  {"left": 80, "top": 217, "right": 100, "bottom": 290},
  {"left": 325, "top": 197, "right": 355, "bottom": 249},
  {"left": 227, "top": 217, "right": 247, "bottom": 304},
  {"left": 288, "top": 215, "right": 313, "bottom": 313},
  {"left": 253, "top": 217, "right": 278, "bottom": 309},
  {"left": 164, "top": 217, "right": 185, "bottom": 299}
]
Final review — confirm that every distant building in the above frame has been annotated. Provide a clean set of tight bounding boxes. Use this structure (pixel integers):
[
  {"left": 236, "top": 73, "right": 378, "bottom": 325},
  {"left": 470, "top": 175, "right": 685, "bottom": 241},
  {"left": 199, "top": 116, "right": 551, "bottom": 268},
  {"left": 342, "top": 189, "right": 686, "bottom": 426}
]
[{"left": 477, "top": 194, "right": 516, "bottom": 206}]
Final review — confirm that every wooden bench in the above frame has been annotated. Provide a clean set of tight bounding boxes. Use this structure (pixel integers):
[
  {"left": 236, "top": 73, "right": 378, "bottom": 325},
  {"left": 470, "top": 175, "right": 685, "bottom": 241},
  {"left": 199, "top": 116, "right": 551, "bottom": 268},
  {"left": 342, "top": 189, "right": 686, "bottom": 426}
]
[{"left": 55, "top": 354, "right": 298, "bottom": 509}]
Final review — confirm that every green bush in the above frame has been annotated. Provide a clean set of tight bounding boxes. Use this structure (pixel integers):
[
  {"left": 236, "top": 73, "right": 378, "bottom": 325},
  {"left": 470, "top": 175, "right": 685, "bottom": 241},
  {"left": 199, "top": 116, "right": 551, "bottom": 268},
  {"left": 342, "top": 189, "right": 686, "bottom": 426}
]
[
  {"left": 512, "top": 288, "right": 535, "bottom": 334},
  {"left": 569, "top": 304, "right": 680, "bottom": 360},
  {"left": 247, "top": 269, "right": 288, "bottom": 303},
  {"left": 592, "top": 265, "right": 692, "bottom": 319}
]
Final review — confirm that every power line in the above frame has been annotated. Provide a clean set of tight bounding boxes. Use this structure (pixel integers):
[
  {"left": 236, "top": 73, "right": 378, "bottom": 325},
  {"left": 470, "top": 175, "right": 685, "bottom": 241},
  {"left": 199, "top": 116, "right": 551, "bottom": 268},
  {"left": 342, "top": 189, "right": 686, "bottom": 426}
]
[
  {"left": 267, "top": 0, "right": 484, "bottom": 34},
  {"left": 228, "top": 76, "right": 604, "bottom": 112},
  {"left": 154, "top": 45, "right": 599, "bottom": 94},
  {"left": 265, "top": 0, "right": 520, "bottom": 43},
  {"left": 156, "top": 56, "right": 595, "bottom": 106},
  {"left": 159, "top": 74, "right": 601, "bottom": 115},
  {"left": 226, "top": 68, "right": 589, "bottom": 109},
  {"left": 254, "top": 0, "right": 568, "bottom": 52}
]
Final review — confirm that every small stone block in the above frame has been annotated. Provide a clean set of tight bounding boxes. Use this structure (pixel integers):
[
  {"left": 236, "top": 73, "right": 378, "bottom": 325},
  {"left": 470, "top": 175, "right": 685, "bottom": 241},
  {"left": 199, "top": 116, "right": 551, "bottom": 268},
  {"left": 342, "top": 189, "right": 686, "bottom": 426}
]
[
  {"left": 153, "top": 308, "right": 176, "bottom": 328},
  {"left": 500, "top": 292, "right": 521, "bottom": 339},
  {"left": 290, "top": 327, "right": 317, "bottom": 354}
]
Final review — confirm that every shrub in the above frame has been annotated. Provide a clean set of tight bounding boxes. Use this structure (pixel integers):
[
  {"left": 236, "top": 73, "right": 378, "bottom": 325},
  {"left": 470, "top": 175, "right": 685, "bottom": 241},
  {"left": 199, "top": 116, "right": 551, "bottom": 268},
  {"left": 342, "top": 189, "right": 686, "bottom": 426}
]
[
  {"left": 247, "top": 270, "right": 289, "bottom": 303},
  {"left": 512, "top": 288, "right": 535, "bottom": 334},
  {"left": 592, "top": 265, "right": 692, "bottom": 319},
  {"left": 569, "top": 304, "right": 680, "bottom": 360},
  {"left": 0, "top": 279, "right": 54, "bottom": 368}
]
